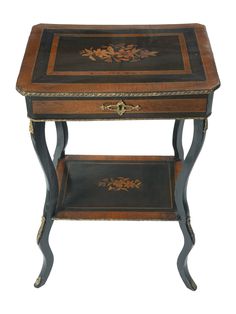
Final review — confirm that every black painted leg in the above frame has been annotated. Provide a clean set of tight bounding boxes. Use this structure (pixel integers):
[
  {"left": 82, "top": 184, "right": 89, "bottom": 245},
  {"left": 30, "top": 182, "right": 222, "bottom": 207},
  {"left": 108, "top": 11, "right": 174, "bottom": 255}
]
[
  {"left": 172, "top": 119, "right": 184, "bottom": 160},
  {"left": 53, "top": 122, "right": 68, "bottom": 166},
  {"left": 30, "top": 121, "right": 59, "bottom": 288},
  {"left": 175, "top": 119, "right": 207, "bottom": 291}
]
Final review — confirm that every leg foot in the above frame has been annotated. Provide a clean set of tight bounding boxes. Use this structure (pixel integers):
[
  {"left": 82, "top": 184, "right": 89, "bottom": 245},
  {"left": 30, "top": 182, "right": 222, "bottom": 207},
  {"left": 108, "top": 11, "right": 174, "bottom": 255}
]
[
  {"left": 177, "top": 218, "right": 197, "bottom": 291},
  {"left": 34, "top": 217, "right": 54, "bottom": 288}
]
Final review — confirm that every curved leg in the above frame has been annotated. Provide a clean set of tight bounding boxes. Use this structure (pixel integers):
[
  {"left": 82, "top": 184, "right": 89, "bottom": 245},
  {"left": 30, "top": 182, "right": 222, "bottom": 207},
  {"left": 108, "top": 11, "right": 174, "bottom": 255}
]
[
  {"left": 53, "top": 122, "right": 68, "bottom": 166},
  {"left": 30, "top": 121, "right": 60, "bottom": 288},
  {"left": 172, "top": 119, "right": 184, "bottom": 160},
  {"left": 175, "top": 119, "right": 207, "bottom": 290}
]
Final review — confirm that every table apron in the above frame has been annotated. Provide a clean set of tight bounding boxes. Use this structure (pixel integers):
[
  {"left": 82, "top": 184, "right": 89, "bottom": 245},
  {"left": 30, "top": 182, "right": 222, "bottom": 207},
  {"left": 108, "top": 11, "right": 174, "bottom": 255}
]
[{"left": 26, "top": 95, "right": 211, "bottom": 120}]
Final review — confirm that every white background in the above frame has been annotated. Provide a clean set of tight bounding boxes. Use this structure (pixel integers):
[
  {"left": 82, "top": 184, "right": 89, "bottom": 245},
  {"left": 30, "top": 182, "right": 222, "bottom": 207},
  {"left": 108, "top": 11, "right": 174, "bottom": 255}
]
[{"left": 0, "top": 0, "right": 235, "bottom": 313}]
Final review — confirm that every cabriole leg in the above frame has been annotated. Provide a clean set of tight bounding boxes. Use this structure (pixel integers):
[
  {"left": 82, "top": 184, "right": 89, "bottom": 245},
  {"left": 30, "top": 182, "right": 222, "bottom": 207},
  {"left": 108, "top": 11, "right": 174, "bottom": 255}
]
[
  {"left": 174, "top": 119, "right": 207, "bottom": 290},
  {"left": 30, "top": 121, "right": 63, "bottom": 287}
]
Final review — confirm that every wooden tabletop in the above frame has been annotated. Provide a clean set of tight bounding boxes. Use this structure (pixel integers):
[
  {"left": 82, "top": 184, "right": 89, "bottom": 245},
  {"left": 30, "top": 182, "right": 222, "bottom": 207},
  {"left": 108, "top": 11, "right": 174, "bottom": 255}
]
[{"left": 16, "top": 24, "right": 220, "bottom": 97}]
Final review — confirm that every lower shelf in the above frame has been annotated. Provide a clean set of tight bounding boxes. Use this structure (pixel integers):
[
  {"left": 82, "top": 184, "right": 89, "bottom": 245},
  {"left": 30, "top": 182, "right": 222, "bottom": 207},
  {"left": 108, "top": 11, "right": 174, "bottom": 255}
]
[{"left": 54, "top": 155, "right": 181, "bottom": 220}]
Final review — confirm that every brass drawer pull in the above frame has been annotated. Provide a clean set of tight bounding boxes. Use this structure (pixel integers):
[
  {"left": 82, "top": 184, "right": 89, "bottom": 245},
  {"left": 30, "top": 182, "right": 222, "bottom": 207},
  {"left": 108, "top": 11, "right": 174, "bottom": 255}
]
[{"left": 101, "top": 100, "right": 141, "bottom": 116}]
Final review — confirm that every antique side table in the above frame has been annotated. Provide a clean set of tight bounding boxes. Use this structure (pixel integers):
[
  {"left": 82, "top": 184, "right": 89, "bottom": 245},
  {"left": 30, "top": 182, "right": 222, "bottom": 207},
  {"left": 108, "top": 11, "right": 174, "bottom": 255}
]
[{"left": 16, "top": 24, "right": 220, "bottom": 290}]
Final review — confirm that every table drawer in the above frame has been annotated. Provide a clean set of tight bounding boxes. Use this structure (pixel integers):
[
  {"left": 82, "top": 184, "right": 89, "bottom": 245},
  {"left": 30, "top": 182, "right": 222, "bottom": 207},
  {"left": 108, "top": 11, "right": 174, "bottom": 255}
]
[{"left": 29, "top": 96, "right": 209, "bottom": 120}]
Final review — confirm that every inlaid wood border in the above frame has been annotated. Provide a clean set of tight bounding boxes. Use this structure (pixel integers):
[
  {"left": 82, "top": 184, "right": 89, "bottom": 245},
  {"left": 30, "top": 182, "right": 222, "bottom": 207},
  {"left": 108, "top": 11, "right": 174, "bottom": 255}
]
[
  {"left": 54, "top": 211, "right": 178, "bottom": 220},
  {"left": 47, "top": 33, "right": 191, "bottom": 76}
]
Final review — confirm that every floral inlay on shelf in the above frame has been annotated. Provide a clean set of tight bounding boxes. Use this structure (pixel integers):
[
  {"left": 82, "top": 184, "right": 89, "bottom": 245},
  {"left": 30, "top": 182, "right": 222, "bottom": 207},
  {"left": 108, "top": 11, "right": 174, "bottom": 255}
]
[
  {"left": 98, "top": 177, "right": 142, "bottom": 191},
  {"left": 80, "top": 43, "right": 159, "bottom": 63}
]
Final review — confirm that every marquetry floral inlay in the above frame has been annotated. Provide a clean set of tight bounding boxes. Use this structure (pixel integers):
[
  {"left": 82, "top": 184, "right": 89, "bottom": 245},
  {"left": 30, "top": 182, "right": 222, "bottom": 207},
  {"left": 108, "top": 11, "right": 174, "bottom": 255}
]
[
  {"left": 98, "top": 177, "right": 142, "bottom": 191},
  {"left": 80, "top": 43, "right": 158, "bottom": 63}
]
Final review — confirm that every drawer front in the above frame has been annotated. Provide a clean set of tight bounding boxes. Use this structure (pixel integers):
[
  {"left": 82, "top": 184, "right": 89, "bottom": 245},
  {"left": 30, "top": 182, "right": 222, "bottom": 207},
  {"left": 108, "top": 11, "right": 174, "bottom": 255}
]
[{"left": 29, "top": 97, "right": 208, "bottom": 120}]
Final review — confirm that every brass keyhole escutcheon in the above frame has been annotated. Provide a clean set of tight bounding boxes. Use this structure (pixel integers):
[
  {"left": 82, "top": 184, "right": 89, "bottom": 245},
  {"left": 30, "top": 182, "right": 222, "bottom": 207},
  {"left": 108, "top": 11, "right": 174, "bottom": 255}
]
[
  {"left": 101, "top": 100, "right": 141, "bottom": 116},
  {"left": 117, "top": 101, "right": 126, "bottom": 116}
]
